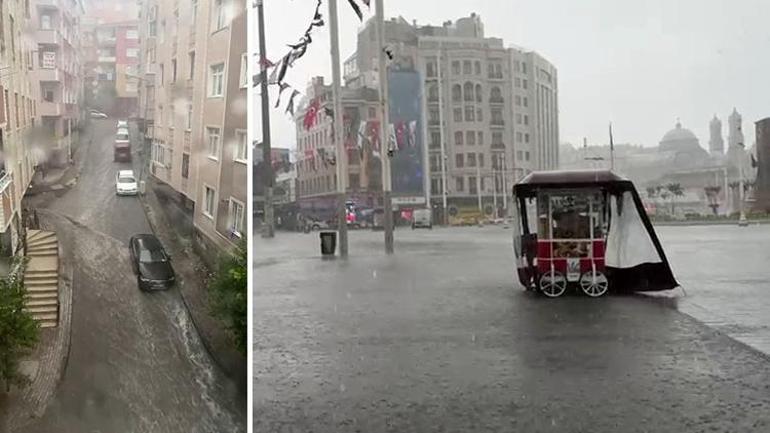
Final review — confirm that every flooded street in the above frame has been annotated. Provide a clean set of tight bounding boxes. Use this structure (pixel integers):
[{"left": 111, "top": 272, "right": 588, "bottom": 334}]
[
  {"left": 254, "top": 225, "right": 770, "bottom": 432},
  {"left": 21, "top": 120, "right": 245, "bottom": 433}
]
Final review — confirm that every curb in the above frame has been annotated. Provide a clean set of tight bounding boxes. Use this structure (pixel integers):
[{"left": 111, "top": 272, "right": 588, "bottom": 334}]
[{"left": 136, "top": 187, "right": 239, "bottom": 384}]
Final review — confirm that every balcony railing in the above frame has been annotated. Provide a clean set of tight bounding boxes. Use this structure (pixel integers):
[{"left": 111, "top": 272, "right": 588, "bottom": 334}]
[
  {"left": 490, "top": 119, "right": 505, "bottom": 126},
  {"left": 489, "top": 97, "right": 504, "bottom": 104},
  {"left": 37, "top": 29, "right": 61, "bottom": 45}
]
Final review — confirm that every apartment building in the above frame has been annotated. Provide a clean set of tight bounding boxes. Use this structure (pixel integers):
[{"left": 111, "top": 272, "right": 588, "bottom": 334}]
[
  {"left": 138, "top": 0, "right": 247, "bottom": 261},
  {"left": 348, "top": 14, "right": 559, "bottom": 212},
  {"left": 0, "top": 0, "right": 40, "bottom": 254},
  {"left": 293, "top": 77, "right": 380, "bottom": 219},
  {"left": 32, "top": 0, "right": 85, "bottom": 167},
  {"left": 82, "top": 2, "right": 138, "bottom": 117}
]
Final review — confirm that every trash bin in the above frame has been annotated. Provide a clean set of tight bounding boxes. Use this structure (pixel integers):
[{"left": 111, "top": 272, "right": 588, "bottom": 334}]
[{"left": 320, "top": 231, "right": 337, "bottom": 256}]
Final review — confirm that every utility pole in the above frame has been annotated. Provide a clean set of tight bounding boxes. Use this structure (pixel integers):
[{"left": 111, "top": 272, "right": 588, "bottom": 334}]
[
  {"left": 501, "top": 154, "right": 508, "bottom": 212},
  {"left": 376, "top": 0, "right": 394, "bottom": 253},
  {"left": 476, "top": 164, "right": 482, "bottom": 212},
  {"left": 739, "top": 143, "right": 748, "bottom": 226},
  {"left": 436, "top": 48, "right": 448, "bottom": 226},
  {"left": 328, "top": 0, "right": 348, "bottom": 255},
  {"left": 257, "top": 0, "right": 274, "bottom": 238}
]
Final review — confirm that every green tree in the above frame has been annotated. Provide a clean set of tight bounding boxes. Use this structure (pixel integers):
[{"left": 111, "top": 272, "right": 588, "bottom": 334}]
[
  {"left": 0, "top": 260, "right": 40, "bottom": 392},
  {"left": 666, "top": 183, "right": 684, "bottom": 215},
  {"left": 208, "top": 240, "right": 247, "bottom": 355}
]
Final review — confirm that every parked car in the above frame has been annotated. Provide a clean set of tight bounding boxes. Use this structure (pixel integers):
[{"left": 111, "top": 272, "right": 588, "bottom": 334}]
[
  {"left": 129, "top": 234, "right": 175, "bottom": 291},
  {"left": 114, "top": 129, "right": 131, "bottom": 162},
  {"left": 115, "top": 170, "right": 138, "bottom": 195},
  {"left": 412, "top": 208, "right": 433, "bottom": 229},
  {"left": 90, "top": 110, "right": 108, "bottom": 119},
  {"left": 117, "top": 120, "right": 128, "bottom": 129}
]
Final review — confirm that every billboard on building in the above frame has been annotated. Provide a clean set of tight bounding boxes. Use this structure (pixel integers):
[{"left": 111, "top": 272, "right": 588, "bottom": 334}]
[{"left": 388, "top": 69, "right": 424, "bottom": 200}]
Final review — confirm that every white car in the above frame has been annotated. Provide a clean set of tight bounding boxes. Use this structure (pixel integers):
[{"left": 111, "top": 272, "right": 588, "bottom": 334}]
[
  {"left": 116, "top": 170, "right": 138, "bottom": 195},
  {"left": 116, "top": 128, "right": 129, "bottom": 142},
  {"left": 90, "top": 110, "right": 108, "bottom": 119},
  {"left": 117, "top": 120, "right": 128, "bottom": 129}
]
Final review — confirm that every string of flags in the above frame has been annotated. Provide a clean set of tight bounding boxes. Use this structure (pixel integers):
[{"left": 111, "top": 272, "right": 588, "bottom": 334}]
[{"left": 253, "top": 0, "right": 376, "bottom": 118}]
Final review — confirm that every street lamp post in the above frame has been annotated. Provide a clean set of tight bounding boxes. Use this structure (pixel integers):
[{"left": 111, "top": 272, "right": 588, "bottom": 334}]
[
  {"left": 739, "top": 143, "right": 748, "bottom": 226},
  {"left": 328, "top": 0, "right": 348, "bottom": 256},
  {"left": 257, "top": 0, "right": 275, "bottom": 239},
  {"left": 375, "top": 0, "right": 394, "bottom": 253}
]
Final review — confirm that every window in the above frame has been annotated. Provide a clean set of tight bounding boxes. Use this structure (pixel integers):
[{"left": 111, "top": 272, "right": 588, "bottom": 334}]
[
  {"left": 516, "top": 132, "right": 523, "bottom": 142},
  {"left": 171, "top": 58, "right": 177, "bottom": 82},
  {"left": 451, "top": 84, "right": 461, "bottom": 102},
  {"left": 187, "top": 104, "right": 193, "bottom": 130},
  {"left": 477, "top": 131, "right": 484, "bottom": 146},
  {"left": 516, "top": 114, "right": 522, "bottom": 125},
  {"left": 515, "top": 95, "right": 521, "bottom": 106},
  {"left": 464, "top": 106, "right": 474, "bottom": 122},
  {"left": 523, "top": 97, "right": 528, "bottom": 107},
  {"left": 514, "top": 60, "right": 520, "bottom": 72},
  {"left": 466, "top": 131, "right": 475, "bottom": 146},
  {"left": 228, "top": 199, "right": 245, "bottom": 236},
  {"left": 463, "top": 60, "right": 471, "bottom": 75},
  {"left": 492, "top": 132, "right": 503, "bottom": 147},
  {"left": 239, "top": 52, "right": 248, "bottom": 88},
  {"left": 368, "top": 107, "right": 376, "bottom": 118},
  {"left": 525, "top": 151, "right": 530, "bottom": 161},
  {"left": 491, "top": 109, "right": 503, "bottom": 125},
  {"left": 522, "top": 62, "right": 527, "bottom": 74},
  {"left": 431, "top": 178, "right": 441, "bottom": 195},
  {"left": 523, "top": 79, "right": 528, "bottom": 89},
  {"left": 478, "top": 153, "right": 484, "bottom": 167},
  {"left": 524, "top": 114, "right": 529, "bottom": 125},
  {"left": 463, "top": 82, "right": 473, "bottom": 101},
  {"left": 204, "top": 186, "right": 216, "bottom": 218},
  {"left": 14, "top": 93, "right": 18, "bottom": 128},
  {"left": 490, "top": 86, "right": 502, "bottom": 102},
  {"left": 206, "top": 127, "right": 221, "bottom": 158},
  {"left": 476, "top": 108, "right": 483, "bottom": 122},
  {"left": 455, "top": 177, "right": 464, "bottom": 192},
  {"left": 189, "top": 51, "right": 195, "bottom": 79},
  {"left": 525, "top": 133, "right": 530, "bottom": 143},
  {"left": 454, "top": 131, "right": 463, "bottom": 146},
  {"left": 182, "top": 153, "right": 190, "bottom": 178},
  {"left": 474, "top": 61, "right": 481, "bottom": 75},
  {"left": 515, "top": 77, "right": 521, "bottom": 88},
  {"left": 41, "top": 14, "right": 51, "bottom": 29},
  {"left": 159, "top": 63, "right": 165, "bottom": 85},
  {"left": 428, "top": 108, "right": 439, "bottom": 124},
  {"left": 453, "top": 107, "right": 462, "bottom": 122},
  {"left": 455, "top": 154, "right": 464, "bottom": 168},
  {"left": 475, "top": 84, "right": 482, "bottom": 103},
  {"left": 213, "top": 0, "right": 228, "bottom": 31},
  {"left": 469, "top": 176, "right": 477, "bottom": 194},
  {"left": 426, "top": 59, "right": 437, "bottom": 77},
  {"left": 451, "top": 60, "right": 460, "bottom": 75},
  {"left": 209, "top": 63, "right": 224, "bottom": 96},
  {"left": 126, "top": 29, "right": 138, "bottom": 39},
  {"left": 235, "top": 130, "right": 247, "bottom": 161},
  {"left": 516, "top": 150, "right": 523, "bottom": 160},
  {"left": 43, "top": 88, "right": 54, "bottom": 102},
  {"left": 427, "top": 83, "right": 438, "bottom": 101},
  {"left": 467, "top": 153, "right": 476, "bottom": 167},
  {"left": 430, "top": 131, "right": 440, "bottom": 149},
  {"left": 192, "top": 0, "right": 198, "bottom": 25}
]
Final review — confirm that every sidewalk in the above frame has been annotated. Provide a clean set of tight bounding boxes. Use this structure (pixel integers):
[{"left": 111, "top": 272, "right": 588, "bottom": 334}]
[
  {"left": 140, "top": 176, "right": 246, "bottom": 392},
  {"left": 26, "top": 130, "right": 91, "bottom": 196}
]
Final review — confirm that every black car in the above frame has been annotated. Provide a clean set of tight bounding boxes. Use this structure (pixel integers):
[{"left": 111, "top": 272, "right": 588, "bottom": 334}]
[{"left": 129, "top": 234, "right": 175, "bottom": 290}]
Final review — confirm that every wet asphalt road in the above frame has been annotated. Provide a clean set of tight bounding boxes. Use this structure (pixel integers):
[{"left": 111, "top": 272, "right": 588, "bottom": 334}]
[
  {"left": 255, "top": 226, "right": 770, "bottom": 432},
  {"left": 23, "top": 120, "right": 245, "bottom": 432}
]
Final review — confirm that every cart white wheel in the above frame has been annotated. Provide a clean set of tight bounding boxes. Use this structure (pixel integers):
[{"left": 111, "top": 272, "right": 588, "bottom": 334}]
[
  {"left": 539, "top": 271, "right": 567, "bottom": 298},
  {"left": 579, "top": 271, "right": 609, "bottom": 297}
]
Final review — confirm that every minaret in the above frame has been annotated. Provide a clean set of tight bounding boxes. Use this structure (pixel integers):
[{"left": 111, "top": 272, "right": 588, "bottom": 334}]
[
  {"left": 709, "top": 114, "right": 724, "bottom": 155},
  {"left": 728, "top": 107, "right": 744, "bottom": 148}
]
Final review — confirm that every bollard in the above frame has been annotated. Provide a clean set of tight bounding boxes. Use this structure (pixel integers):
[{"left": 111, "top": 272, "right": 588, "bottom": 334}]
[{"left": 320, "top": 231, "right": 337, "bottom": 256}]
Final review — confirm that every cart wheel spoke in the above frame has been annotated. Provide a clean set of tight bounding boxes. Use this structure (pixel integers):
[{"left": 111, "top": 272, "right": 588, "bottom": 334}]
[
  {"left": 579, "top": 271, "right": 609, "bottom": 297},
  {"left": 539, "top": 271, "right": 567, "bottom": 298}
]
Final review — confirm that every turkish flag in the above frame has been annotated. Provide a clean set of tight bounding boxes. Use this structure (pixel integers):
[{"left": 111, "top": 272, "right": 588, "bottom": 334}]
[{"left": 303, "top": 98, "right": 320, "bottom": 130}]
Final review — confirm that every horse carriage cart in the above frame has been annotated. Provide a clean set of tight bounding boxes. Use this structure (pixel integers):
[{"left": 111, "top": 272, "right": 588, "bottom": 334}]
[{"left": 512, "top": 170, "right": 678, "bottom": 297}]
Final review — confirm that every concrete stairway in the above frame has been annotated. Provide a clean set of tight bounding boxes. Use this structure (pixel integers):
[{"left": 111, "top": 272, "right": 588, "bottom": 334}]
[{"left": 24, "top": 230, "right": 59, "bottom": 328}]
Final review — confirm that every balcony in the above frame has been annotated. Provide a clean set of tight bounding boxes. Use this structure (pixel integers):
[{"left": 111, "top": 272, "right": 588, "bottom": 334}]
[
  {"left": 40, "top": 101, "right": 64, "bottom": 117},
  {"left": 37, "top": 29, "right": 61, "bottom": 45},
  {"left": 98, "top": 56, "right": 117, "bottom": 63},
  {"left": 36, "top": 68, "right": 61, "bottom": 82}
]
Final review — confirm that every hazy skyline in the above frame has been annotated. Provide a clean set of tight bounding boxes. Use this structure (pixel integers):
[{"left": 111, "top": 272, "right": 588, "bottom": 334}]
[{"left": 254, "top": 0, "right": 770, "bottom": 154}]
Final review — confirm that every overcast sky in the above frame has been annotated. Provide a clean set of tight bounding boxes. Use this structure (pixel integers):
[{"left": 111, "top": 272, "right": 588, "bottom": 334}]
[{"left": 254, "top": 0, "right": 770, "bottom": 152}]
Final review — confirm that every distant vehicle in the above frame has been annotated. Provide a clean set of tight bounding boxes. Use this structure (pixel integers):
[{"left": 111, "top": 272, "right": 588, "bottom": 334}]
[
  {"left": 115, "top": 170, "right": 138, "bottom": 195},
  {"left": 129, "top": 234, "right": 175, "bottom": 291},
  {"left": 309, "top": 219, "right": 332, "bottom": 231},
  {"left": 412, "top": 208, "right": 432, "bottom": 229},
  {"left": 90, "top": 110, "right": 108, "bottom": 119},
  {"left": 117, "top": 120, "right": 128, "bottom": 129},
  {"left": 114, "top": 130, "right": 131, "bottom": 162}
]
